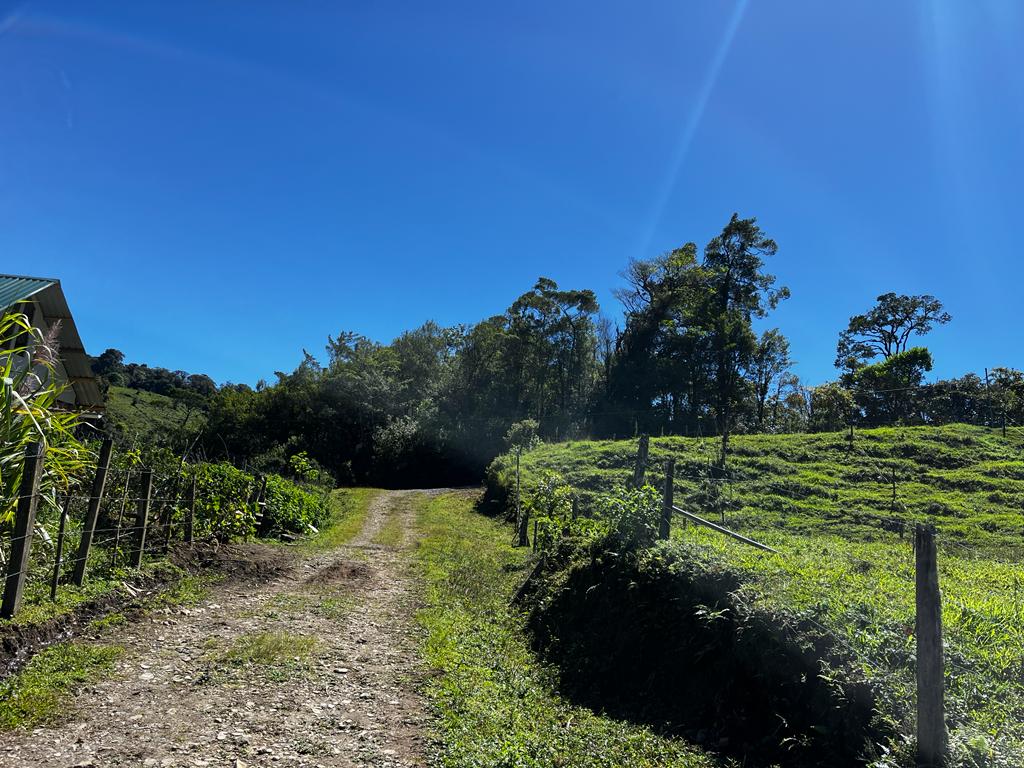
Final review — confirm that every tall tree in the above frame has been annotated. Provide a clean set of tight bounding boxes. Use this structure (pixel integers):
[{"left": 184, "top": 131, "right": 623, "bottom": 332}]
[
  {"left": 701, "top": 213, "right": 789, "bottom": 463},
  {"left": 606, "top": 245, "right": 706, "bottom": 435},
  {"left": 835, "top": 293, "right": 951, "bottom": 372}
]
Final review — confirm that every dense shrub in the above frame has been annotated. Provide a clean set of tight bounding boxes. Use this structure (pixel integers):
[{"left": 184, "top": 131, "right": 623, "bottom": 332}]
[{"left": 262, "top": 474, "right": 329, "bottom": 536}]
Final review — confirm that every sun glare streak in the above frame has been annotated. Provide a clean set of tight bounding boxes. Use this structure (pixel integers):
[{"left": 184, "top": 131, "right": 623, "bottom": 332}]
[
  {"left": 917, "top": 2, "right": 988, "bottom": 282},
  {"left": 632, "top": 0, "right": 750, "bottom": 260}
]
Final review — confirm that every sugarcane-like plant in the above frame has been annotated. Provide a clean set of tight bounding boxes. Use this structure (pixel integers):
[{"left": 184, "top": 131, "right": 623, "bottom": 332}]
[{"left": 1, "top": 310, "right": 90, "bottom": 527}]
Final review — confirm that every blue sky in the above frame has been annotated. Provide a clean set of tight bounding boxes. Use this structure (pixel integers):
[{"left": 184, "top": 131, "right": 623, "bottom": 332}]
[{"left": 2, "top": 1, "right": 1021, "bottom": 386}]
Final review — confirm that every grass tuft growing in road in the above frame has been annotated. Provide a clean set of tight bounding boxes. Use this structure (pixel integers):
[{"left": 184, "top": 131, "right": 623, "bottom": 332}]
[
  {"left": 414, "top": 490, "right": 721, "bottom": 768},
  {"left": 0, "top": 642, "right": 123, "bottom": 729},
  {"left": 224, "top": 631, "right": 319, "bottom": 666},
  {"left": 305, "top": 488, "right": 381, "bottom": 550}
]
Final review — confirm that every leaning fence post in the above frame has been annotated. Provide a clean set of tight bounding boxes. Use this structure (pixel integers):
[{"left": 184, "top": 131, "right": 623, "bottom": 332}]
[
  {"left": 50, "top": 495, "right": 73, "bottom": 601},
  {"left": 129, "top": 470, "right": 153, "bottom": 568},
  {"left": 2, "top": 442, "right": 44, "bottom": 619},
  {"left": 915, "top": 524, "right": 946, "bottom": 767},
  {"left": 184, "top": 475, "right": 196, "bottom": 545},
  {"left": 659, "top": 458, "right": 675, "bottom": 540},
  {"left": 72, "top": 438, "right": 113, "bottom": 586},
  {"left": 632, "top": 433, "right": 650, "bottom": 487}
]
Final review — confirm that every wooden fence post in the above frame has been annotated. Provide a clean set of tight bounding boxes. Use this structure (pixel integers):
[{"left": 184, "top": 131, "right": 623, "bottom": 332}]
[
  {"left": 50, "top": 496, "right": 73, "bottom": 601},
  {"left": 517, "top": 505, "right": 530, "bottom": 548},
  {"left": 660, "top": 458, "right": 675, "bottom": 540},
  {"left": 632, "top": 433, "right": 650, "bottom": 487},
  {"left": 129, "top": 470, "right": 153, "bottom": 568},
  {"left": 72, "top": 438, "right": 113, "bottom": 586},
  {"left": 184, "top": 475, "right": 196, "bottom": 545},
  {"left": 532, "top": 519, "right": 538, "bottom": 552},
  {"left": 915, "top": 524, "right": 946, "bottom": 767},
  {"left": 2, "top": 442, "right": 44, "bottom": 619},
  {"left": 515, "top": 449, "right": 522, "bottom": 529}
]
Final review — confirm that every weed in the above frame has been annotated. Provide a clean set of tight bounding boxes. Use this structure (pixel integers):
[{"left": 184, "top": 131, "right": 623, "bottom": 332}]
[
  {"left": 0, "top": 642, "right": 123, "bottom": 729},
  {"left": 415, "top": 490, "right": 721, "bottom": 767},
  {"left": 303, "top": 488, "right": 381, "bottom": 550},
  {"left": 223, "top": 631, "right": 318, "bottom": 666}
]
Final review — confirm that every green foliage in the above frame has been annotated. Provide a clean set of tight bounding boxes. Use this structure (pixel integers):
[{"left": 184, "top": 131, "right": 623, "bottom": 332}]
[
  {"left": 1, "top": 310, "right": 91, "bottom": 526},
  {"left": 850, "top": 347, "right": 934, "bottom": 424},
  {"left": 597, "top": 484, "right": 660, "bottom": 550},
  {"left": 192, "top": 461, "right": 258, "bottom": 539},
  {"left": 414, "top": 491, "right": 720, "bottom": 767},
  {"left": 103, "top": 385, "right": 206, "bottom": 450},
  {"left": 492, "top": 426, "right": 1024, "bottom": 765},
  {"left": 187, "top": 462, "right": 327, "bottom": 540},
  {"left": 505, "top": 418, "right": 540, "bottom": 452},
  {"left": 262, "top": 474, "right": 329, "bottom": 536},
  {"left": 810, "top": 381, "right": 855, "bottom": 432},
  {"left": 836, "top": 293, "right": 951, "bottom": 372},
  {"left": 0, "top": 642, "right": 123, "bottom": 729}
]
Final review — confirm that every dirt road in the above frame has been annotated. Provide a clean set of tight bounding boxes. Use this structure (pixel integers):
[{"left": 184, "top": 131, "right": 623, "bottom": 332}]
[{"left": 1, "top": 490, "right": 437, "bottom": 768}]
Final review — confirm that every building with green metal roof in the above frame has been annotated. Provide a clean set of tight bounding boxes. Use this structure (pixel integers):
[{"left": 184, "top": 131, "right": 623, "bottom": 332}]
[{"left": 0, "top": 274, "right": 103, "bottom": 411}]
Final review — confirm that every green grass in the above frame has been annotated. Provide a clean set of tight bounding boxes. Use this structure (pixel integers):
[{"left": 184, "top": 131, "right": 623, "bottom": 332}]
[
  {"left": 665, "top": 527, "right": 1024, "bottom": 764},
  {"left": 0, "top": 571, "right": 124, "bottom": 629},
  {"left": 0, "top": 557, "right": 200, "bottom": 631},
  {"left": 105, "top": 385, "right": 205, "bottom": 445},
  {"left": 414, "top": 490, "right": 721, "bottom": 768},
  {"left": 373, "top": 501, "right": 406, "bottom": 548},
  {"left": 492, "top": 424, "right": 1024, "bottom": 766},
  {"left": 0, "top": 642, "right": 123, "bottom": 729},
  {"left": 88, "top": 612, "right": 127, "bottom": 631},
  {"left": 303, "top": 487, "right": 381, "bottom": 550},
  {"left": 147, "top": 573, "right": 214, "bottom": 609},
  {"left": 208, "top": 630, "right": 320, "bottom": 684},
  {"left": 222, "top": 631, "right": 319, "bottom": 666},
  {"left": 495, "top": 424, "right": 1024, "bottom": 555}
]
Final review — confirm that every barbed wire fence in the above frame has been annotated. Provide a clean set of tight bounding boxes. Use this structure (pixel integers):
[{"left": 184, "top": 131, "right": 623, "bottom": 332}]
[{"left": 1, "top": 439, "right": 268, "bottom": 620}]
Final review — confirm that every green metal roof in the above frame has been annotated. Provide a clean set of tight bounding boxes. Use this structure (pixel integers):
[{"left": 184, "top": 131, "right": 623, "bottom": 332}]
[{"left": 0, "top": 274, "right": 57, "bottom": 311}]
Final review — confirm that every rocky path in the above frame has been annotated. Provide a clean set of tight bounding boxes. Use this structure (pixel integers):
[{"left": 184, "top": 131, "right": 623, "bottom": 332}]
[{"left": 1, "top": 490, "right": 438, "bottom": 768}]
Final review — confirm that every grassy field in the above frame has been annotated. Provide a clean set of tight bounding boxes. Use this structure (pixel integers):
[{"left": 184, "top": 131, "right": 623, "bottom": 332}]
[
  {"left": 104, "top": 385, "right": 206, "bottom": 445},
  {"left": 414, "top": 490, "right": 723, "bottom": 768},
  {"left": 488, "top": 424, "right": 1024, "bottom": 766},
  {"left": 492, "top": 424, "right": 1024, "bottom": 554}
]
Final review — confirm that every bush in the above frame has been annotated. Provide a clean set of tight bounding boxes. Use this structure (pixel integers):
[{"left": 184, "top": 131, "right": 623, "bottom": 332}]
[{"left": 262, "top": 474, "right": 328, "bottom": 535}]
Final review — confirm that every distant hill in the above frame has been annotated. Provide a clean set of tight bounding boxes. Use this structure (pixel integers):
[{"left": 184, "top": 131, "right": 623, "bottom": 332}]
[{"left": 103, "top": 385, "right": 206, "bottom": 447}]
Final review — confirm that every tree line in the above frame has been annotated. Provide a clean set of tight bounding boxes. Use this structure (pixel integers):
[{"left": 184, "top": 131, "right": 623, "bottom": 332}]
[{"left": 91, "top": 213, "right": 1023, "bottom": 485}]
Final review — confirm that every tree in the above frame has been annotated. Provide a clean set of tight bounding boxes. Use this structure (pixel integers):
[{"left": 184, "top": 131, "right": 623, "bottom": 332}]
[
  {"left": 605, "top": 245, "right": 706, "bottom": 436},
  {"left": 851, "top": 347, "right": 933, "bottom": 424},
  {"left": 835, "top": 293, "right": 951, "bottom": 372},
  {"left": 808, "top": 382, "right": 855, "bottom": 432},
  {"left": 92, "top": 348, "right": 125, "bottom": 377},
  {"left": 701, "top": 213, "right": 789, "bottom": 463},
  {"left": 749, "top": 329, "right": 792, "bottom": 432}
]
